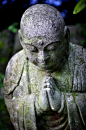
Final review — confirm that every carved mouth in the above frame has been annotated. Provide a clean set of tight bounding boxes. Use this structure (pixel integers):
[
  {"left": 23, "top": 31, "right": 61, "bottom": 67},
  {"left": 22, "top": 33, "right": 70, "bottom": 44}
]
[
  {"left": 39, "top": 57, "right": 64, "bottom": 68},
  {"left": 35, "top": 57, "right": 65, "bottom": 72}
]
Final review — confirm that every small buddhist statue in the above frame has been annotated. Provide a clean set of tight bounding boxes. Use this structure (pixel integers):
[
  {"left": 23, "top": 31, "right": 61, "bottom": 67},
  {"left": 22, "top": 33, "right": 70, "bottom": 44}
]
[{"left": 4, "top": 4, "right": 86, "bottom": 130}]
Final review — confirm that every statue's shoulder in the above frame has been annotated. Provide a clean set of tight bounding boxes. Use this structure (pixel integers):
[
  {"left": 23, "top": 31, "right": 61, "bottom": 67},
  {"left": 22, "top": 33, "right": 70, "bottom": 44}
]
[
  {"left": 69, "top": 42, "right": 86, "bottom": 65},
  {"left": 4, "top": 49, "right": 26, "bottom": 94},
  {"left": 5, "top": 49, "right": 25, "bottom": 80},
  {"left": 68, "top": 43, "right": 86, "bottom": 92}
]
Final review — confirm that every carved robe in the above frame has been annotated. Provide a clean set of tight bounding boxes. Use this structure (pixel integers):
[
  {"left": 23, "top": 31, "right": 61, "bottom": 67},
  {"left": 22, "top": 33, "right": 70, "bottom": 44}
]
[{"left": 4, "top": 43, "right": 86, "bottom": 130}]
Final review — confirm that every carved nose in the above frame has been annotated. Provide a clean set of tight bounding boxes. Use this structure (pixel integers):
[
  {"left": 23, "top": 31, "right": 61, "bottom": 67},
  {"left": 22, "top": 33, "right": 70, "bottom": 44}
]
[{"left": 38, "top": 51, "right": 49, "bottom": 63}]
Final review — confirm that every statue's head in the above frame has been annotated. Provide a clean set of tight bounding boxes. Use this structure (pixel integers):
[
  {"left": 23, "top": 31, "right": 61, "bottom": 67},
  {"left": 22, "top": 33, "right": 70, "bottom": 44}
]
[{"left": 18, "top": 4, "right": 70, "bottom": 72}]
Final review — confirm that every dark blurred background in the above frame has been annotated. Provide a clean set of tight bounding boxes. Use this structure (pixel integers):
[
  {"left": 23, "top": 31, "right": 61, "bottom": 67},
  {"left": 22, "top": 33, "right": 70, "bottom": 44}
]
[{"left": 0, "top": 0, "right": 86, "bottom": 130}]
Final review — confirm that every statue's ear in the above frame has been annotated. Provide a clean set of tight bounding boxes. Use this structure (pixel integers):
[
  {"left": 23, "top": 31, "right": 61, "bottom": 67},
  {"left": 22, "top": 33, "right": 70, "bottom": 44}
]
[
  {"left": 18, "top": 29, "right": 23, "bottom": 45},
  {"left": 18, "top": 30, "right": 26, "bottom": 52},
  {"left": 64, "top": 26, "right": 70, "bottom": 44}
]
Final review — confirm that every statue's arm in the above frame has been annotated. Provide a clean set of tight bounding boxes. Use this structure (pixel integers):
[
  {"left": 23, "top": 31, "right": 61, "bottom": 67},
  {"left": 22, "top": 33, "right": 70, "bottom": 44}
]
[
  {"left": 4, "top": 50, "right": 25, "bottom": 95},
  {"left": 68, "top": 43, "right": 86, "bottom": 92},
  {"left": 4, "top": 50, "right": 37, "bottom": 130},
  {"left": 4, "top": 50, "right": 25, "bottom": 129}
]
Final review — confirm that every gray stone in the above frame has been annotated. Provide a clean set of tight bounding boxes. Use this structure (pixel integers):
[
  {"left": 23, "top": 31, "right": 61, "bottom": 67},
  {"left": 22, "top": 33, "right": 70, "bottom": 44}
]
[{"left": 4, "top": 4, "right": 86, "bottom": 130}]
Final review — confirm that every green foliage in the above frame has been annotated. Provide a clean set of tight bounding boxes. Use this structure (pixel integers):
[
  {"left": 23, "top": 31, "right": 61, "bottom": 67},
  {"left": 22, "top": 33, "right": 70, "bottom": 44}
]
[
  {"left": 73, "top": 0, "right": 86, "bottom": 14},
  {"left": 70, "top": 33, "right": 73, "bottom": 38},
  {"left": 0, "top": 99, "right": 14, "bottom": 130},
  {"left": 81, "top": 23, "right": 86, "bottom": 37},
  {"left": 77, "top": 23, "right": 86, "bottom": 35},
  {"left": 8, "top": 22, "right": 18, "bottom": 33},
  {"left": 0, "top": 73, "right": 4, "bottom": 88},
  {"left": 81, "top": 40, "right": 86, "bottom": 45},
  {"left": 78, "top": 23, "right": 86, "bottom": 47},
  {"left": 0, "top": 41, "right": 4, "bottom": 49},
  {"left": 0, "top": 99, "right": 6, "bottom": 111},
  {"left": 0, "top": 57, "right": 8, "bottom": 64}
]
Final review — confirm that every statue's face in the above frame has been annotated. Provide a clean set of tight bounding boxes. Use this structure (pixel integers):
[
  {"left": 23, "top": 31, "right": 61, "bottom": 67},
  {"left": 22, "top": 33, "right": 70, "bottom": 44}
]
[
  {"left": 21, "top": 34, "right": 67, "bottom": 72},
  {"left": 19, "top": 4, "right": 69, "bottom": 72}
]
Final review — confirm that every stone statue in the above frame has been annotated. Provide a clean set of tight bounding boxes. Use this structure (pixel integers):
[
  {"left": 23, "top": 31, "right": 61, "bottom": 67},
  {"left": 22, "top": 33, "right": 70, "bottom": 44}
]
[{"left": 4, "top": 4, "right": 86, "bottom": 130}]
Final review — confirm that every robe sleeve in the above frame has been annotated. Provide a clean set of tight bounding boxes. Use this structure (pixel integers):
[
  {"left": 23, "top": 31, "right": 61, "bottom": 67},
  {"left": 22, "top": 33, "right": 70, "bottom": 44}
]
[
  {"left": 74, "top": 93, "right": 86, "bottom": 127},
  {"left": 65, "top": 93, "right": 86, "bottom": 130},
  {"left": 4, "top": 50, "right": 25, "bottom": 94},
  {"left": 67, "top": 43, "right": 86, "bottom": 129},
  {"left": 68, "top": 43, "right": 86, "bottom": 92},
  {"left": 4, "top": 50, "right": 37, "bottom": 130}
]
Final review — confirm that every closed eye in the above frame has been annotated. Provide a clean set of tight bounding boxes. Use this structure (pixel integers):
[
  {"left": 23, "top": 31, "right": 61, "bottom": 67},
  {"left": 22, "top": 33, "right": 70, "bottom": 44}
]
[
  {"left": 45, "top": 41, "right": 60, "bottom": 51},
  {"left": 46, "top": 45, "right": 56, "bottom": 51},
  {"left": 25, "top": 44, "right": 38, "bottom": 52},
  {"left": 45, "top": 43, "right": 58, "bottom": 51},
  {"left": 30, "top": 46, "right": 38, "bottom": 52}
]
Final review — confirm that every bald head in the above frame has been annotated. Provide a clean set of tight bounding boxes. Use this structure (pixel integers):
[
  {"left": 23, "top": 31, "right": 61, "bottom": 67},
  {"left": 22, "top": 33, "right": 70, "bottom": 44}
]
[
  {"left": 20, "top": 4, "right": 65, "bottom": 40},
  {"left": 19, "top": 4, "right": 70, "bottom": 72}
]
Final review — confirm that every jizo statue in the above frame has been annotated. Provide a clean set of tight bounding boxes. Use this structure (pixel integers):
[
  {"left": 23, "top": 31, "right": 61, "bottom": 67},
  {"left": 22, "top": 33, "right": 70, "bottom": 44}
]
[{"left": 4, "top": 4, "right": 86, "bottom": 130}]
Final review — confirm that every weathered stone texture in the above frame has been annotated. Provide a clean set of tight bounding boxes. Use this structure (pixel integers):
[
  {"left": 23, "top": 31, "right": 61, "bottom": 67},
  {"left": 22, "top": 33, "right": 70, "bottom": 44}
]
[{"left": 4, "top": 4, "right": 86, "bottom": 130}]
